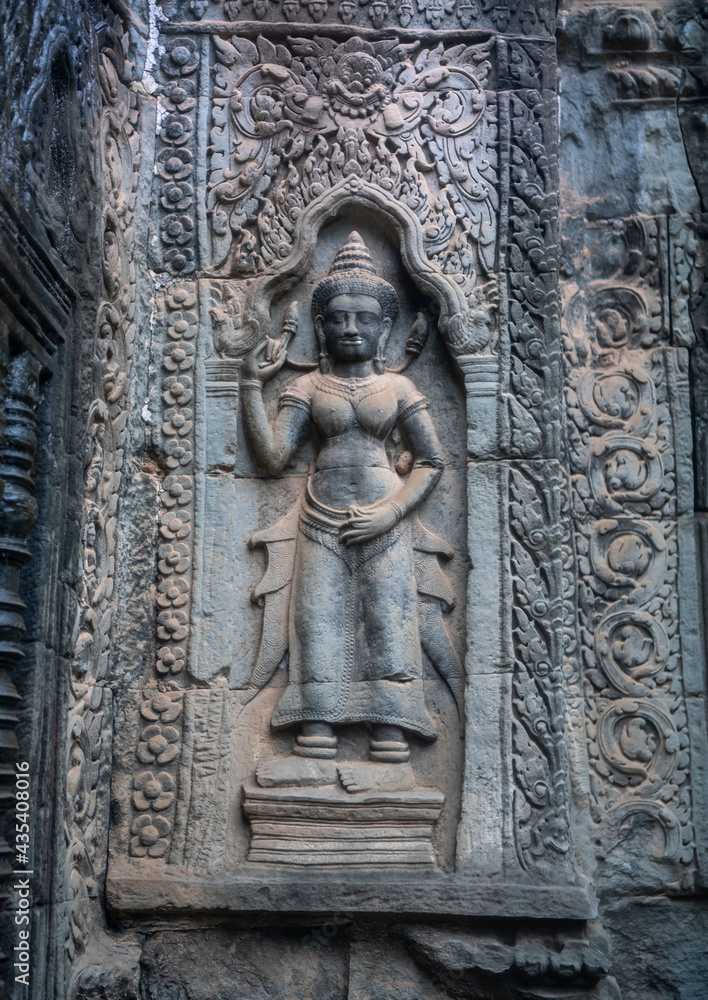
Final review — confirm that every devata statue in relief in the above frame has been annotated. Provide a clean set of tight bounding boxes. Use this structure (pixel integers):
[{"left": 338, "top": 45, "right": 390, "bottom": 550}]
[{"left": 240, "top": 232, "right": 463, "bottom": 793}]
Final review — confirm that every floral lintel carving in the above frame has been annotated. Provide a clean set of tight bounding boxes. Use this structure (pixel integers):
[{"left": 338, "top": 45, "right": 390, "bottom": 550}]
[{"left": 208, "top": 34, "right": 498, "bottom": 320}]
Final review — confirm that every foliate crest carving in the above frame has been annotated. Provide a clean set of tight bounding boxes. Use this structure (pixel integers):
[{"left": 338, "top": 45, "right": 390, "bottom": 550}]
[{"left": 208, "top": 35, "right": 498, "bottom": 302}]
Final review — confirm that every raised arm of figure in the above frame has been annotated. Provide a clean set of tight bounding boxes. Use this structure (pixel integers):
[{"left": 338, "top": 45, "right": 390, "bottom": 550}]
[
  {"left": 339, "top": 405, "right": 444, "bottom": 546},
  {"left": 240, "top": 340, "right": 311, "bottom": 475}
]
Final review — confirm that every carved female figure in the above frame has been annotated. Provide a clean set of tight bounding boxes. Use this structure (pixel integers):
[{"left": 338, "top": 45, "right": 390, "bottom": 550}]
[{"left": 241, "top": 232, "right": 462, "bottom": 793}]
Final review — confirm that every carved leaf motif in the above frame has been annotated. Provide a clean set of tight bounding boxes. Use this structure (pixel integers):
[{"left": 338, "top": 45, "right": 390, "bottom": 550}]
[
  {"left": 208, "top": 36, "right": 498, "bottom": 317},
  {"left": 509, "top": 464, "right": 572, "bottom": 872}
]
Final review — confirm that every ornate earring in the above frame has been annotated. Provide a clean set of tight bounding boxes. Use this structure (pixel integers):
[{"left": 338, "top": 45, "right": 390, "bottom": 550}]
[
  {"left": 315, "top": 320, "right": 330, "bottom": 373},
  {"left": 374, "top": 331, "right": 389, "bottom": 374}
]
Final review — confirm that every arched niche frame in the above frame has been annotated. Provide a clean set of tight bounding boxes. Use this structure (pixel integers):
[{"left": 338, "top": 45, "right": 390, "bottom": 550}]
[{"left": 240, "top": 179, "right": 489, "bottom": 366}]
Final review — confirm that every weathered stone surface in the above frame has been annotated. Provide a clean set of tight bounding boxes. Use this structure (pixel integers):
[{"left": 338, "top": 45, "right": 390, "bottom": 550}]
[
  {"left": 0, "top": 0, "right": 705, "bottom": 997},
  {"left": 140, "top": 927, "right": 349, "bottom": 1000}
]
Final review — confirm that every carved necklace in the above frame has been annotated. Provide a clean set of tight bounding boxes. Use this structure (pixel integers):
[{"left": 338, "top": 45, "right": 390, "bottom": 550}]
[{"left": 315, "top": 371, "right": 385, "bottom": 399}]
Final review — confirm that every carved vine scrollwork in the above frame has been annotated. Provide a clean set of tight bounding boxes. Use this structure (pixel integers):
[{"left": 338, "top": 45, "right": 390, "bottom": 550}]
[
  {"left": 509, "top": 460, "right": 573, "bottom": 876},
  {"left": 209, "top": 34, "right": 498, "bottom": 316},
  {"left": 505, "top": 90, "right": 560, "bottom": 458},
  {"left": 561, "top": 225, "right": 696, "bottom": 875},
  {"left": 578, "top": 504, "right": 694, "bottom": 869},
  {"left": 66, "top": 14, "right": 141, "bottom": 971}
]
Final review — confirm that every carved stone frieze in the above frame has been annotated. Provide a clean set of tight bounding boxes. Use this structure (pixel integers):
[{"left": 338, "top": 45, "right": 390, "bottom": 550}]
[
  {"left": 126, "top": 281, "right": 197, "bottom": 861},
  {"left": 158, "top": 0, "right": 556, "bottom": 34},
  {"left": 509, "top": 459, "right": 573, "bottom": 877},
  {"left": 504, "top": 88, "right": 560, "bottom": 458},
  {"left": 2, "top": 0, "right": 707, "bottom": 996},
  {"left": 155, "top": 39, "right": 200, "bottom": 276},
  {"left": 207, "top": 34, "right": 498, "bottom": 296}
]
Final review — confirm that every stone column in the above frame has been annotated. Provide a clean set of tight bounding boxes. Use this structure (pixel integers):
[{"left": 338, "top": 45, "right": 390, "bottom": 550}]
[
  {"left": 455, "top": 353, "right": 510, "bottom": 875},
  {"left": 0, "top": 352, "right": 40, "bottom": 988}
]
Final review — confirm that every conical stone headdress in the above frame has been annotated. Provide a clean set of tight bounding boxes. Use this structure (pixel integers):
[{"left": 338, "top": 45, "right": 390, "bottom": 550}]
[{"left": 312, "top": 232, "right": 399, "bottom": 321}]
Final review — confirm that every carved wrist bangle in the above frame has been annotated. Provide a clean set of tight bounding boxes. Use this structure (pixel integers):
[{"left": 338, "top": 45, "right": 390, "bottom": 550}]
[
  {"left": 390, "top": 501, "right": 406, "bottom": 524},
  {"left": 240, "top": 379, "right": 263, "bottom": 391}
]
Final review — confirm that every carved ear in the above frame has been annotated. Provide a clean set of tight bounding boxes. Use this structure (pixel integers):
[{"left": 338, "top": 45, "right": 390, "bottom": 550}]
[
  {"left": 374, "top": 317, "right": 392, "bottom": 374},
  {"left": 314, "top": 315, "right": 329, "bottom": 373}
]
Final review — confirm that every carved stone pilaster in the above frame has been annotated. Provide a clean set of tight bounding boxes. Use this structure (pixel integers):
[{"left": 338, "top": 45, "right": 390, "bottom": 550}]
[{"left": 457, "top": 354, "right": 502, "bottom": 459}]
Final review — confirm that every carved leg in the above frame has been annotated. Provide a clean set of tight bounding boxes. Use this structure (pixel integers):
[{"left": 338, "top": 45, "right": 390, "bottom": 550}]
[
  {"left": 294, "top": 721, "right": 337, "bottom": 759},
  {"left": 255, "top": 723, "right": 338, "bottom": 788},
  {"left": 338, "top": 725, "right": 416, "bottom": 793},
  {"left": 369, "top": 724, "right": 410, "bottom": 762}
]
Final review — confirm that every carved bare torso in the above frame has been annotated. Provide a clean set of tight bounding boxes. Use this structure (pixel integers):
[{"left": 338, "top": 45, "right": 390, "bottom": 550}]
[{"left": 282, "top": 370, "right": 428, "bottom": 509}]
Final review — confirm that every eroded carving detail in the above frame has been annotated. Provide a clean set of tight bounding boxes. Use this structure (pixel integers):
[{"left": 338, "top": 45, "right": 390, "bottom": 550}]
[
  {"left": 509, "top": 460, "right": 573, "bottom": 875},
  {"left": 214, "top": 0, "right": 555, "bottom": 32},
  {"left": 505, "top": 90, "right": 560, "bottom": 458},
  {"left": 561, "top": 216, "right": 696, "bottom": 883}
]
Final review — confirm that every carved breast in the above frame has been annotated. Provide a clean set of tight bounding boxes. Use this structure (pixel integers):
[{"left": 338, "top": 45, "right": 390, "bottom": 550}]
[
  {"left": 354, "top": 387, "right": 399, "bottom": 439},
  {"left": 310, "top": 382, "right": 399, "bottom": 441},
  {"left": 311, "top": 391, "right": 356, "bottom": 438}
]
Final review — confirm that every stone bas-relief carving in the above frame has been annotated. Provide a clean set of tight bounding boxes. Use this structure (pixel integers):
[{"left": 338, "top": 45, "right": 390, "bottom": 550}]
[
  {"left": 111, "top": 0, "right": 591, "bottom": 911},
  {"left": 1, "top": 0, "right": 704, "bottom": 994},
  {"left": 561, "top": 216, "right": 698, "bottom": 892},
  {"left": 242, "top": 234, "right": 461, "bottom": 782},
  {"left": 239, "top": 231, "right": 462, "bottom": 861}
]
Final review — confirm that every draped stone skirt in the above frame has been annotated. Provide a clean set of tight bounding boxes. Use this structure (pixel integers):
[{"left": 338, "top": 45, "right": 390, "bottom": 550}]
[{"left": 270, "top": 478, "right": 435, "bottom": 739}]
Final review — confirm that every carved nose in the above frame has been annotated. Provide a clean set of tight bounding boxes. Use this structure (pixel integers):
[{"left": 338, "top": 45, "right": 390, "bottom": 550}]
[{"left": 343, "top": 314, "right": 358, "bottom": 333}]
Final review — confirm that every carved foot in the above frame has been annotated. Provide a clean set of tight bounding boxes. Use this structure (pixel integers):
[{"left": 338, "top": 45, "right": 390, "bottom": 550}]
[
  {"left": 256, "top": 756, "right": 337, "bottom": 788},
  {"left": 337, "top": 761, "right": 416, "bottom": 793}
]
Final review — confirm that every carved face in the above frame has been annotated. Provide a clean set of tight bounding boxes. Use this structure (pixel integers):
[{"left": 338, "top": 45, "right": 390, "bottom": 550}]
[
  {"left": 325, "top": 53, "right": 389, "bottom": 117},
  {"left": 316, "top": 293, "right": 391, "bottom": 364}
]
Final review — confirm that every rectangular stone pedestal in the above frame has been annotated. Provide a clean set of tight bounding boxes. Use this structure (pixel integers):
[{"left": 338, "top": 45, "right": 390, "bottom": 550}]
[{"left": 242, "top": 783, "right": 445, "bottom": 866}]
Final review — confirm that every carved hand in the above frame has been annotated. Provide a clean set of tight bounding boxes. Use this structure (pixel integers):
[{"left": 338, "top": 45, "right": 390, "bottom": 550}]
[
  {"left": 339, "top": 503, "right": 399, "bottom": 547},
  {"left": 242, "top": 302, "right": 298, "bottom": 384},
  {"left": 242, "top": 338, "right": 288, "bottom": 384}
]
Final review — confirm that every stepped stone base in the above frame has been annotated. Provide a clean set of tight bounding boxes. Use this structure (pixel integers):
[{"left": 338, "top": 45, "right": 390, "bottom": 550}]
[{"left": 242, "top": 782, "right": 445, "bottom": 866}]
